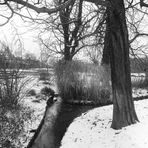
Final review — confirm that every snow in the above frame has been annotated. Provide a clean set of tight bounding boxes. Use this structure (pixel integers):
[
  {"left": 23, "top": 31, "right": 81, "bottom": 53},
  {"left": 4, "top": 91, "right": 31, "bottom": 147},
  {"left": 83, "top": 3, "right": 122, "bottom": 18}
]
[
  {"left": 20, "top": 73, "right": 148, "bottom": 148},
  {"left": 132, "top": 88, "right": 148, "bottom": 97},
  {"left": 60, "top": 99, "right": 148, "bottom": 148},
  {"left": 131, "top": 73, "right": 145, "bottom": 77},
  {"left": 20, "top": 78, "right": 50, "bottom": 147}
]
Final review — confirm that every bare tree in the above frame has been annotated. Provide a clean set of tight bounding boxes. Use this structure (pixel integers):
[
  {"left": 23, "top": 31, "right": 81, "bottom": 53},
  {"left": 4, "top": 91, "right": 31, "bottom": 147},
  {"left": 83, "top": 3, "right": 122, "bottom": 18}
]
[
  {"left": 38, "top": 1, "right": 105, "bottom": 61},
  {"left": 101, "top": 0, "right": 148, "bottom": 65},
  {"left": 1, "top": 0, "right": 147, "bottom": 130},
  {"left": 83, "top": 0, "right": 140, "bottom": 129},
  {"left": 108, "top": 0, "right": 139, "bottom": 129},
  {"left": 0, "top": 41, "right": 31, "bottom": 108},
  {"left": 0, "top": 0, "right": 75, "bottom": 26}
]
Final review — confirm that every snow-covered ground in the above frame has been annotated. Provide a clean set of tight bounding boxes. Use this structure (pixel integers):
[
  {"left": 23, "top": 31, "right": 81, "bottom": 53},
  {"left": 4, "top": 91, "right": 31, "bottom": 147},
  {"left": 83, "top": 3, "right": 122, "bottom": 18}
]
[
  {"left": 60, "top": 99, "right": 148, "bottom": 148},
  {"left": 131, "top": 73, "right": 145, "bottom": 77},
  {"left": 21, "top": 73, "right": 148, "bottom": 148}
]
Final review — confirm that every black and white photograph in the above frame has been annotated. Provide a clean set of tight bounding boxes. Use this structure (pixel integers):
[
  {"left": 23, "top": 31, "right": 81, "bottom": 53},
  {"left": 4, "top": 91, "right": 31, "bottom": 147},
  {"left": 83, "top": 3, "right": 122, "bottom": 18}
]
[{"left": 1, "top": 0, "right": 148, "bottom": 148}]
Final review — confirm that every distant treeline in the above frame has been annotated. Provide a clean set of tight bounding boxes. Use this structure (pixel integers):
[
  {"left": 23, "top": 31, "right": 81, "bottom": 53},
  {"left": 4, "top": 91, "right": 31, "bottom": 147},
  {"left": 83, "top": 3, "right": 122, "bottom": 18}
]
[
  {"left": 0, "top": 54, "right": 47, "bottom": 69},
  {"left": 15, "top": 57, "right": 47, "bottom": 69},
  {"left": 130, "top": 57, "right": 148, "bottom": 73}
]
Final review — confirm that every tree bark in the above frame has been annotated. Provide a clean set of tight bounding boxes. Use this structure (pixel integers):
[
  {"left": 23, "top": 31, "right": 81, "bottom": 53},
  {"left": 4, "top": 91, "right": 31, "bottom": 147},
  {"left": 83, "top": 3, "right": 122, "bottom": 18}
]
[
  {"left": 109, "top": 0, "right": 139, "bottom": 129},
  {"left": 59, "top": 0, "right": 82, "bottom": 61},
  {"left": 101, "top": 7, "right": 111, "bottom": 65}
]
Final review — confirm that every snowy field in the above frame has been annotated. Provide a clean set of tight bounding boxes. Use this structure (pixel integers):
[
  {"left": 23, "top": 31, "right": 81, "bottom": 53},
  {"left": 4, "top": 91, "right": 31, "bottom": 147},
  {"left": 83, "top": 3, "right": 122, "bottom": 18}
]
[
  {"left": 60, "top": 99, "right": 148, "bottom": 148},
  {"left": 23, "top": 79, "right": 148, "bottom": 148},
  {"left": 20, "top": 72, "right": 148, "bottom": 148}
]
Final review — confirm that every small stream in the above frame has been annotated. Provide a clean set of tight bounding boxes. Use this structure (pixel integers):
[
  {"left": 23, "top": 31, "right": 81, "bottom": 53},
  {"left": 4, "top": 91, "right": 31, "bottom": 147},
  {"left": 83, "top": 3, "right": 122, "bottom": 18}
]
[
  {"left": 53, "top": 103, "right": 97, "bottom": 148},
  {"left": 26, "top": 93, "right": 148, "bottom": 148},
  {"left": 53, "top": 93, "right": 148, "bottom": 148}
]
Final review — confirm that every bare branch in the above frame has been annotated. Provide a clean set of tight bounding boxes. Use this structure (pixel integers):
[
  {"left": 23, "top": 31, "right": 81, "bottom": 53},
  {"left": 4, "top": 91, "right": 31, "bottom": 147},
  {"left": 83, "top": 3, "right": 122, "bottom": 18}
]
[
  {"left": 14, "top": 11, "right": 44, "bottom": 22},
  {"left": 140, "top": 0, "right": 148, "bottom": 8},
  {"left": 0, "top": 2, "right": 14, "bottom": 26},
  {"left": 130, "top": 33, "right": 148, "bottom": 44},
  {"left": 7, "top": 0, "right": 75, "bottom": 14},
  {"left": 84, "top": 0, "right": 109, "bottom": 7}
]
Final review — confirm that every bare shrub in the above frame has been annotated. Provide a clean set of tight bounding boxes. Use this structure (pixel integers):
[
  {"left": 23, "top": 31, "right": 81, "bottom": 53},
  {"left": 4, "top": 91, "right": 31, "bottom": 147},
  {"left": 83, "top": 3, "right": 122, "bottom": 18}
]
[
  {"left": 0, "top": 43, "right": 31, "bottom": 108},
  {"left": 0, "top": 42, "right": 35, "bottom": 148},
  {"left": 132, "top": 74, "right": 148, "bottom": 88},
  {"left": 40, "top": 86, "right": 55, "bottom": 96},
  {"left": 0, "top": 105, "right": 34, "bottom": 148}
]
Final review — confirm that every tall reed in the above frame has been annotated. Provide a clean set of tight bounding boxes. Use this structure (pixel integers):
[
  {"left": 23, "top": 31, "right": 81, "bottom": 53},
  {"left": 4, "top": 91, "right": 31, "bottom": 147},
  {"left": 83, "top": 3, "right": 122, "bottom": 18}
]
[{"left": 54, "top": 60, "right": 111, "bottom": 103}]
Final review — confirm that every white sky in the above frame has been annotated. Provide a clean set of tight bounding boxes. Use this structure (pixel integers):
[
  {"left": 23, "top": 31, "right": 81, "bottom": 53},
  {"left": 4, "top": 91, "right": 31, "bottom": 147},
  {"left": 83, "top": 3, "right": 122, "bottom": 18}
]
[
  {"left": 1, "top": 2, "right": 148, "bottom": 60},
  {"left": 0, "top": 14, "right": 41, "bottom": 58}
]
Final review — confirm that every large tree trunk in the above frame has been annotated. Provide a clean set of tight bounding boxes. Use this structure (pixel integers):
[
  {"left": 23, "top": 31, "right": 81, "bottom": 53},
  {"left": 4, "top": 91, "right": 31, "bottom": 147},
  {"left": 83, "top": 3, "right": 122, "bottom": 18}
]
[
  {"left": 59, "top": 2, "right": 72, "bottom": 61},
  {"left": 64, "top": 46, "right": 72, "bottom": 61},
  {"left": 101, "top": 7, "right": 111, "bottom": 65},
  {"left": 59, "top": 0, "right": 83, "bottom": 61},
  {"left": 109, "top": 0, "right": 139, "bottom": 129}
]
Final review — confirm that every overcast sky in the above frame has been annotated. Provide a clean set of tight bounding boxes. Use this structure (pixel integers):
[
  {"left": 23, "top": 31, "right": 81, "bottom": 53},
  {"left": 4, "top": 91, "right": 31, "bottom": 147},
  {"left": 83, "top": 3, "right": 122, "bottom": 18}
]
[
  {"left": 0, "top": 14, "right": 41, "bottom": 58},
  {"left": 1, "top": 2, "right": 148, "bottom": 60}
]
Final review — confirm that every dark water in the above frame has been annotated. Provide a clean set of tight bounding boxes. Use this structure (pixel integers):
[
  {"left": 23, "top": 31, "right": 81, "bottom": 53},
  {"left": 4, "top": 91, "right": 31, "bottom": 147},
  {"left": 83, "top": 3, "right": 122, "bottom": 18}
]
[{"left": 53, "top": 103, "right": 96, "bottom": 148}]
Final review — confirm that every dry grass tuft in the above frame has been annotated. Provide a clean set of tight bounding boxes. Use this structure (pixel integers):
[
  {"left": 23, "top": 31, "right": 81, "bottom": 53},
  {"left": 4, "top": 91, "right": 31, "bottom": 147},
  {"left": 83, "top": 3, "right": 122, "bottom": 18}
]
[{"left": 54, "top": 60, "right": 111, "bottom": 103}]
